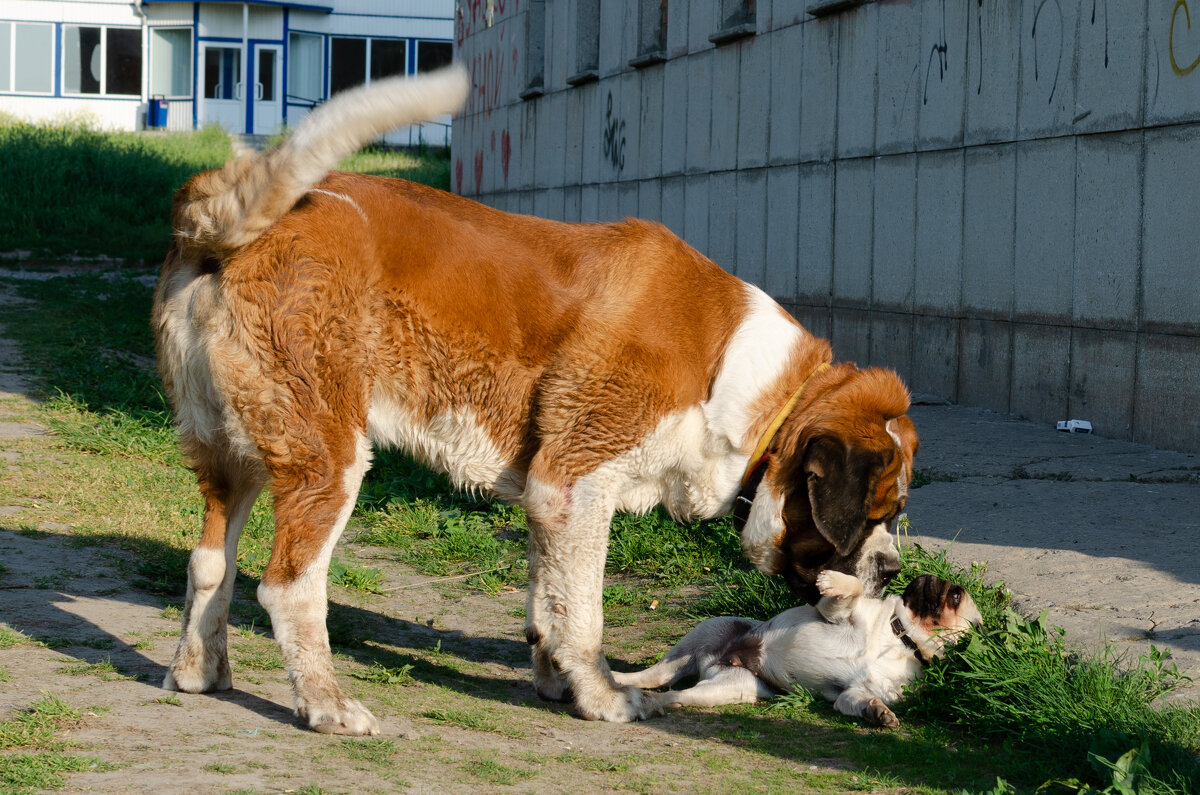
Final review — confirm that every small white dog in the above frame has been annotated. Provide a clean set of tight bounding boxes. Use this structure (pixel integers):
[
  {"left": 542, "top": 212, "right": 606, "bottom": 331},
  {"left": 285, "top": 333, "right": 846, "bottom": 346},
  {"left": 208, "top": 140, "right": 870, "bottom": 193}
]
[{"left": 613, "top": 571, "right": 982, "bottom": 726}]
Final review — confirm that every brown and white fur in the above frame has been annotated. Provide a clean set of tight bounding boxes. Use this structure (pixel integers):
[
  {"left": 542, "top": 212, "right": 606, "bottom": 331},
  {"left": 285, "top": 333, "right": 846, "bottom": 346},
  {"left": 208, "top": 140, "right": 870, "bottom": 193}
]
[
  {"left": 614, "top": 573, "right": 981, "bottom": 726},
  {"left": 153, "top": 65, "right": 920, "bottom": 734}
]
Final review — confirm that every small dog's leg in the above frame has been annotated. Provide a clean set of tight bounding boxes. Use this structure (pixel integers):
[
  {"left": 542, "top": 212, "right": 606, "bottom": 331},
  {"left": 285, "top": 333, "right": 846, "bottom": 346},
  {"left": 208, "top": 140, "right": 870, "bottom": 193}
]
[
  {"left": 523, "top": 475, "right": 661, "bottom": 723},
  {"left": 165, "top": 458, "right": 263, "bottom": 694},
  {"left": 833, "top": 688, "right": 900, "bottom": 728},
  {"left": 658, "top": 666, "right": 770, "bottom": 708},
  {"left": 815, "top": 570, "right": 864, "bottom": 623},
  {"left": 612, "top": 616, "right": 750, "bottom": 689}
]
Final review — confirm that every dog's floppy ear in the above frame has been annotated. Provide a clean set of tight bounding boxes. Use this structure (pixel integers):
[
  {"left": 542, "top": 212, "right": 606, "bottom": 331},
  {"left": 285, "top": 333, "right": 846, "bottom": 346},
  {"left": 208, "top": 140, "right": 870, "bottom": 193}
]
[{"left": 803, "top": 436, "right": 889, "bottom": 557}]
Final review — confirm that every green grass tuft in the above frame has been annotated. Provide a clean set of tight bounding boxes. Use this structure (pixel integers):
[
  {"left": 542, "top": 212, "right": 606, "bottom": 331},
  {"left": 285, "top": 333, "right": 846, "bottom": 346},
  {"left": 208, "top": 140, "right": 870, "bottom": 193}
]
[
  {"left": 328, "top": 557, "right": 386, "bottom": 594},
  {"left": 351, "top": 662, "right": 416, "bottom": 686}
]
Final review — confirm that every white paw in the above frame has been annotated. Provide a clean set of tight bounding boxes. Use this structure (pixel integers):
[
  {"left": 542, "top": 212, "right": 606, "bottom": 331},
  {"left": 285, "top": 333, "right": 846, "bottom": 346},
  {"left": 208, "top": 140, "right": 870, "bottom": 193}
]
[
  {"left": 163, "top": 657, "right": 231, "bottom": 693},
  {"left": 301, "top": 696, "right": 381, "bottom": 736},
  {"left": 816, "top": 570, "right": 861, "bottom": 600},
  {"left": 576, "top": 684, "right": 664, "bottom": 723},
  {"left": 532, "top": 658, "right": 572, "bottom": 703}
]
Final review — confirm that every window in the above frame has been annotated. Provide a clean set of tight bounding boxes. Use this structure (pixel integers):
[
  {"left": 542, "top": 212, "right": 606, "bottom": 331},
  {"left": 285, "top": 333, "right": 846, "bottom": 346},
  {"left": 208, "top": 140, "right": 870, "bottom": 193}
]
[
  {"left": 330, "top": 37, "right": 365, "bottom": 95},
  {"left": 330, "top": 37, "right": 410, "bottom": 97},
  {"left": 631, "top": 0, "right": 667, "bottom": 68},
  {"left": 710, "top": 0, "right": 756, "bottom": 45},
  {"left": 0, "top": 22, "right": 54, "bottom": 94},
  {"left": 0, "top": 23, "right": 10, "bottom": 92},
  {"left": 369, "top": 39, "right": 406, "bottom": 81},
  {"left": 150, "top": 28, "right": 191, "bottom": 97},
  {"left": 63, "top": 26, "right": 143, "bottom": 96},
  {"left": 203, "top": 46, "right": 240, "bottom": 100},
  {"left": 257, "top": 48, "right": 275, "bottom": 101},
  {"left": 567, "top": 0, "right": 599, "bottom": 85},
  {"left": 519, "top": 2, "right": 544, "bottom": 99},
  {"left": 417, "top": 40, "right": 452, "bottom": 73},
  {"left": 287, "top": 32, "right": 322, "bottom": 105}
]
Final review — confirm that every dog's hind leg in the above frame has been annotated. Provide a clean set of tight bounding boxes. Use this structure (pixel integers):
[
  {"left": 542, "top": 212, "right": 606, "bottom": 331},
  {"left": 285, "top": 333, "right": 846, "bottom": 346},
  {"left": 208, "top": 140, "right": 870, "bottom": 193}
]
[
  {"left": 165, "top": 456, "right": 264, "bottom": 693},
  {"left": 256, "top": 430, "right": 379, "bottom": 735},
  {"left": 658, "top": 666, "right": 770, "bottom": 708},
  {"left": 612, "top": 616, "right": 756, "bottom": 689}
]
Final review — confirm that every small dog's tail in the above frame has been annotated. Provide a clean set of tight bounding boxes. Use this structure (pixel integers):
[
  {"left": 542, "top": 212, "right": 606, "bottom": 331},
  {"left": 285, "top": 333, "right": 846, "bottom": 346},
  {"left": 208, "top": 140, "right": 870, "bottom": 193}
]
[{"left": 172, "top": 64, "right": 470, "bottom": 259}]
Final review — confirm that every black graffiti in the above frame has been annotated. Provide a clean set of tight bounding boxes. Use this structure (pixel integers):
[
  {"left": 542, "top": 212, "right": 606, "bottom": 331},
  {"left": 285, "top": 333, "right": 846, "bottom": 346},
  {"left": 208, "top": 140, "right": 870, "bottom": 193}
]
[
  {"left": 923, "top": 0, "right": 949, "bottom": 105},
  {"left": 975, "top": 0, "right": 984, "bottom": 95},
  {"left": 1032, "top": 0, "right": 1064, "bottom": 104},
  {"left": 602, "top": 91, "right": 626, "bottom": 172},
  {"left": 1092, "top": 0, "right": 1109, "bottom": 69}
]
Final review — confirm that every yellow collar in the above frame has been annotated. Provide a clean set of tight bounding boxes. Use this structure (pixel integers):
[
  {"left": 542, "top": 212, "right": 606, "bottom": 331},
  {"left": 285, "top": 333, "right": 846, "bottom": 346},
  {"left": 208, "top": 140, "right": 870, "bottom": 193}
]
[{"left": 741, "top": 362, "right": 830, "bottom": 485}]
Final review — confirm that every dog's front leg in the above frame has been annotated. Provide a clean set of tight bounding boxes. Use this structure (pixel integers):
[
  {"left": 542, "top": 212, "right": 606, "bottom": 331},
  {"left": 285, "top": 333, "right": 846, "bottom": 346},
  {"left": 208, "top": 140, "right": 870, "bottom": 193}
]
[
  {"left": 523, "top": 476, "right": 662, "bottom": 722},
  {"left": 833, "top": 687, "right": 900, "bottom": 728},
  {"left": 814, "top": 570, "right": 865, "bottom": 623}
]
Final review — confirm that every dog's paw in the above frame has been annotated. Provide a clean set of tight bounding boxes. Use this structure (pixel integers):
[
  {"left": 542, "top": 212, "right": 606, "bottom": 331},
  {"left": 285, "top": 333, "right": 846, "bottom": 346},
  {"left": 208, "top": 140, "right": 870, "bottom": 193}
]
[
  {"left": 163, "top": 655, "right": 231, "bottom": 693},
  {"left": 301, "top": 695, "right": 381, "bottom": 736},
  {"left": 532, "top": 656, "right": 573, "bottom": 703},
  {"left": 576, "top": 684, "right": 664, "bottom": 723},
  {"left": 816, "top": 570, "right": 862, "bottom": 600},
  {"left": 864, "top": 697, "right": 900, "bottom": 728}
]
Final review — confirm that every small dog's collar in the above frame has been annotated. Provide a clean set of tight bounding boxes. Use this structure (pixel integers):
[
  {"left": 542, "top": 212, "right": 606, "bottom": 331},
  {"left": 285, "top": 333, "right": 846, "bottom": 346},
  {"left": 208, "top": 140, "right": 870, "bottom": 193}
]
[{"left": 890, "top": 615, "right": 929, "bottom": 666}]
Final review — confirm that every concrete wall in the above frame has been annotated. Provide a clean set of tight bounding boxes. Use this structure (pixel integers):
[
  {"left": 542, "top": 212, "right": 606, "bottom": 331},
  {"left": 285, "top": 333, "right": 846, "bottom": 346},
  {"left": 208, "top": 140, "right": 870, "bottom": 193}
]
[{"left": 452, "top": 0, "right": 1200, "bottom": 453}]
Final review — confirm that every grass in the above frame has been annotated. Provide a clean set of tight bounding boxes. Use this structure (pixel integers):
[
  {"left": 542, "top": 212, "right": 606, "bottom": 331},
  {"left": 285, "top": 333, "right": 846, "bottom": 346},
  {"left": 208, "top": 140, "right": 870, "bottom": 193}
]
[
  {"left": 0, "top": 624, "right": 34, "bottom": 649},
  {"left": 0, "top": 119, "right": 451, "bottom": 263},
  {"left": 57, "top": 658, "right": 142, "bottom": 681},
  {"left": 0, "top": 694, "right": 113, "bottom": 793},
  {"left": 329, "top": 557, "right": 386, "bottom": 594},
  {"left": 422, "top": 707, "right": 525, "bottom": 738}
]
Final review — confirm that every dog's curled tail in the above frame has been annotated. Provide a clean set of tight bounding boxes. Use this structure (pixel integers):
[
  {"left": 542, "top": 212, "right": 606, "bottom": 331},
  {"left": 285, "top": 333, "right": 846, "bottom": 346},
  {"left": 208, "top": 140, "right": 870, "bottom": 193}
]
[{"left": 173, "top": 64, "right": 470, "bottom": 259}]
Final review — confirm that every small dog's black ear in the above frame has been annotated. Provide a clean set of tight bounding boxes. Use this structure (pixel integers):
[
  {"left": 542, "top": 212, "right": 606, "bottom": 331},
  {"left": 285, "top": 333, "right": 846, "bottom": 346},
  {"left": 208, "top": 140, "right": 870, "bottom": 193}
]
[
  {"left": 803, "top": 436, "right": 888, "bottom": 557},
  {"left": 902, "top": 575, "right": 952, "bottom": 619}
]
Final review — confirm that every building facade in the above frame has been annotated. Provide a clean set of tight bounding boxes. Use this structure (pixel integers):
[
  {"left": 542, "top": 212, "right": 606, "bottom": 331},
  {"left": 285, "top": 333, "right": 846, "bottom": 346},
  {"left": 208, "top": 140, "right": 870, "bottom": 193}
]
[
  {"left": 453, "top": 0, "right": 1200, "bottom": 453},
  {"left": 0, "top": 0, "right": 454, "bottom": 143}
]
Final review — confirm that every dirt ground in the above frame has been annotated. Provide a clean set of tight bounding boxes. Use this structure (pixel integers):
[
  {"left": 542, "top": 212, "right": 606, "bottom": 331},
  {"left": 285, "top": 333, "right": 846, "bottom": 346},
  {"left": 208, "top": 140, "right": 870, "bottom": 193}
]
[{"left": 1, "top": 268, "right": 1198, "bottom": 793}]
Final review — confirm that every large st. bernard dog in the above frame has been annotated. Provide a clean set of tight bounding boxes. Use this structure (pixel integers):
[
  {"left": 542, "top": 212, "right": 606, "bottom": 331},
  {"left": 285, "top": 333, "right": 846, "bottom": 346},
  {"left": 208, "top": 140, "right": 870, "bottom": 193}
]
[{"left": 153, "top": 66, "right": 918, "bottom": 735}]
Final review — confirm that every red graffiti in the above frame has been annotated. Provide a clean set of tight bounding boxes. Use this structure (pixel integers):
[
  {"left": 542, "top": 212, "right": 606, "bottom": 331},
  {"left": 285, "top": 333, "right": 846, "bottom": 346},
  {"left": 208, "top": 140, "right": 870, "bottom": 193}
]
[
  {"left": 474, "top": 150, "right": 484, "bottom": 195},
  {"left": 455, "top": 158, "right": 463, "bottom": 194},
  {"left": 500, "top": 129, "right": 511, "bottom": 183},
  {"left": 470, "top": 45, "right": 503, "bottom": 118}
]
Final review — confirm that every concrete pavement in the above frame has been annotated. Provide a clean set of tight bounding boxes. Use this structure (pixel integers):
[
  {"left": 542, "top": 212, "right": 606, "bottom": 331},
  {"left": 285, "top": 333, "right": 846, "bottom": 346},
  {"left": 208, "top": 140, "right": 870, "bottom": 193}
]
[{"left": 904, "top": 400, "right": 1200, "bottom": 696}]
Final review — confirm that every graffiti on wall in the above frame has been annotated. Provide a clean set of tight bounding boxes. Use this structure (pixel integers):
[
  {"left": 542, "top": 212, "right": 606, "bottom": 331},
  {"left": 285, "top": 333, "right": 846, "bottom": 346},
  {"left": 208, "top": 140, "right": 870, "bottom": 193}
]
[
  {"left": 924, "top": 0, "right": 950, "bottom": 105},
  {"left": 454, "top": 1, "right": 525, "bottom": 196},
  {"left": 602, "top": 92, "right": 626, "bottom": 172},
  {"left": 1170, "top": 0, "right": 1200, "bottom": 75},
  {"left": 1031, "top": 0, "right": 1064, "bottom": 103}
]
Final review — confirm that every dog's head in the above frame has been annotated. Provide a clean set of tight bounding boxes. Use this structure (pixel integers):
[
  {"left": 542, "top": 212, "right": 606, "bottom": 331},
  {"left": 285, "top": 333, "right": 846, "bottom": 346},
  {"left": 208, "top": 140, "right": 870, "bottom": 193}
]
[
  {"left": 901, "top": 575, "right": 983, "bottom": 642},
  {"left": 740, "top": 366, "right": 918, "bottom": 602}
]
